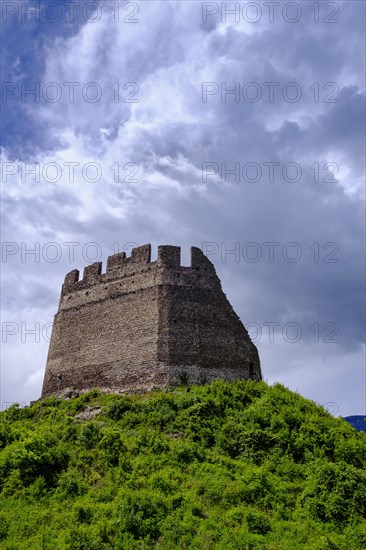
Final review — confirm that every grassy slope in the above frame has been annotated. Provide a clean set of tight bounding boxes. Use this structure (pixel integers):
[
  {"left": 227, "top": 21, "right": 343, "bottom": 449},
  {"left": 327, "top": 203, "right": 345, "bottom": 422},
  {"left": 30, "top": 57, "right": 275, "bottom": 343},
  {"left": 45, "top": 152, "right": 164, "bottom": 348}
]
[{"left": 0, "top": 380, "right": 365, "bottom": 549}]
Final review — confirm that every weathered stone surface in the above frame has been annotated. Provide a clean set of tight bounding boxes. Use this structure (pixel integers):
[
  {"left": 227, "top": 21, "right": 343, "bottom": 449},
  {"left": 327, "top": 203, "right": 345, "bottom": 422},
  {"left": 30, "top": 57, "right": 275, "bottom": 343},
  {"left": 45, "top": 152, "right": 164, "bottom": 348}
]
[
  {"left": 74, "top": 406, "right": 103, "bottom": 421},
  {"left": 41, "top": 244, "right": 261, "bottom": 398}
]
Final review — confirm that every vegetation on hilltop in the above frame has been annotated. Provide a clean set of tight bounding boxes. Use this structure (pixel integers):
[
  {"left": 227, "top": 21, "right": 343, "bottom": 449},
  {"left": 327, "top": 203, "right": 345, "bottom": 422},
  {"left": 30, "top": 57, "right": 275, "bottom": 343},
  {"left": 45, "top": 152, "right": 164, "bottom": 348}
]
[{"left": 0, "top": 380, "right": 365, "bottom": 549}]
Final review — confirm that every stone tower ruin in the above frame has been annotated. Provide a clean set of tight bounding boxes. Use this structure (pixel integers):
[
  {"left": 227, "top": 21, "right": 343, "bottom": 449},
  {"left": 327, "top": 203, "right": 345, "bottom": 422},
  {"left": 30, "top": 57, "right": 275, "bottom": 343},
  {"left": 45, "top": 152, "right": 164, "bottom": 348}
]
[{"left": 41, "top": 244, "right": 261, "bottom": 397}]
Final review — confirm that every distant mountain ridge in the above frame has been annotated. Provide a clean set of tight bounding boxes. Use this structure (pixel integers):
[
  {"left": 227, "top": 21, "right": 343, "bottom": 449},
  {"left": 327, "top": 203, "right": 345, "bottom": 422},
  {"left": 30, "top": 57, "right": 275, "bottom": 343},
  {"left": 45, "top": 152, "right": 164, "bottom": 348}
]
[{"left": 344, "top": 415, "right": 366, "bottom": 432}]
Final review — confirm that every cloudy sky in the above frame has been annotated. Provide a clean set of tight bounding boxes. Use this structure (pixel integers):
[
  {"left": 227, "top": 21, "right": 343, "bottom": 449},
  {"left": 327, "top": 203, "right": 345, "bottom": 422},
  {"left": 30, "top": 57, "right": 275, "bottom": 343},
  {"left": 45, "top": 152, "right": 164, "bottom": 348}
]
[{"left": 1, "top": 0, "right": 365, "bottom": 416}]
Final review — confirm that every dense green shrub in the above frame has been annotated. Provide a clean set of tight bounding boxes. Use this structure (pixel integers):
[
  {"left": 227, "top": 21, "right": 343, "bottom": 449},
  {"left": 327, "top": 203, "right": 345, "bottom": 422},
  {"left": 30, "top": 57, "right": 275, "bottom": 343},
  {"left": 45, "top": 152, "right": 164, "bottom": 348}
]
[
  {"left": 245, "top": 508, "right": 272, "bottom": 534},
  {"left": 117, "top": 489, "right": 169, "bottom": 540},
  {"left": 105, "top": 397, "right": 135, "bottom": 420},
  {"left": 301, "top": 460, "right": 366, "bottom": 524},
  {"left": 0, "top": 380, "right": 365, "bottom": 548},
  {"left": 55, "top": 468, "right": 88, "bottom": 498},
  {"left": 79, "top": 422, "right": 102, "bottom": 449},
  {"left": 97, "top": 428, "right": 126, "bottom": 466}
]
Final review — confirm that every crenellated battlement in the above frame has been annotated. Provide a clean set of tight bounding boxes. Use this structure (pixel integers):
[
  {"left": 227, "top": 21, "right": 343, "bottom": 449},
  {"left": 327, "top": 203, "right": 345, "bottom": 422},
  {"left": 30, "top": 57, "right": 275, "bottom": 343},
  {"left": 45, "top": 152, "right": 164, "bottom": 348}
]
[{"left": 61, "top": 244, "right": 217, "bottom": 298}]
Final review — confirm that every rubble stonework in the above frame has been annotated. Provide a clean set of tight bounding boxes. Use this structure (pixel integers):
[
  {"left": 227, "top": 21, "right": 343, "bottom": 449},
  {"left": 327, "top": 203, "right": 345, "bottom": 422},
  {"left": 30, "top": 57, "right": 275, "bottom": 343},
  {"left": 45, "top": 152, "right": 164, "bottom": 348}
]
[{"left": 41, "top": 244, "right": 261, "bottom": 397}]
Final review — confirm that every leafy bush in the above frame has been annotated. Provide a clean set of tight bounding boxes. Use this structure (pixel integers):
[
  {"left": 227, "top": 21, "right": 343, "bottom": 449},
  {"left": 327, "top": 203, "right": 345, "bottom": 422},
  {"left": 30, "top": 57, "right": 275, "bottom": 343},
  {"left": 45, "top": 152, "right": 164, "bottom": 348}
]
[
  {"left": 55, "top": 468, "right": 88, "bottom": 498},
  {"left": 0, "top": 381, "right": 365, "bottom": 548},
  {"left": 301, "top": 460, "right": 366, "bottom": 523},
  {"left": 246, "top": 508, "right": 272, "bottom": 534},
  {"left": 117, "top": 489, "right": 169, "bottom": 540},
  {"left": 97, "top": 428, "right": 126, "bottom": 466},
  {"left": 0, "top": 512, "right": 9, "bottom": 540},
  {"left": 0, "top": 434, "right": 69, "bottom": 488},
  {"left": 105, "top": 398, "right": 134, "bottom": 420},
  {"left": 79, "top": 422, "right": 102, "bottom": 449}
]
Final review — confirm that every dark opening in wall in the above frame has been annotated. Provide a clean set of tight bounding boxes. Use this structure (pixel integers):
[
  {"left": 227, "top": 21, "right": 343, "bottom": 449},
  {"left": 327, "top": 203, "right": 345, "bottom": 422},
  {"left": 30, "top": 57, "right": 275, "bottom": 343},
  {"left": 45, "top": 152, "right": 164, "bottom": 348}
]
[{"left": 248, "top": 362, "right": 254, "bottom": 378}]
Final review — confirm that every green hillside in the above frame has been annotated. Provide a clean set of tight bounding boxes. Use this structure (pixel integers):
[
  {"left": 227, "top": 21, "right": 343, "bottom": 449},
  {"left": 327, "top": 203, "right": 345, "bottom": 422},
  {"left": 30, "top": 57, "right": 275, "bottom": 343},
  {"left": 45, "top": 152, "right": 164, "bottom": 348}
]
[{"left": 0, "top": 380, "right": 365, "bottom": 549}]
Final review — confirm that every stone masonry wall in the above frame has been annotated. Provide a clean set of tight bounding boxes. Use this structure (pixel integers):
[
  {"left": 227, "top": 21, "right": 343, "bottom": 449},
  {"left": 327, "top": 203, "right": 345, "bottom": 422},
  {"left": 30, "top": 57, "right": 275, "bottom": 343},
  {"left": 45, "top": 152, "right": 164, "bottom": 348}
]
[{"left": 41, "top": 244, "right": 261, "bottom": 397}]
